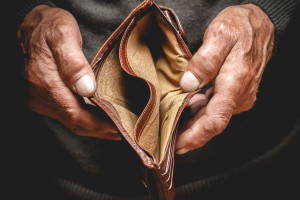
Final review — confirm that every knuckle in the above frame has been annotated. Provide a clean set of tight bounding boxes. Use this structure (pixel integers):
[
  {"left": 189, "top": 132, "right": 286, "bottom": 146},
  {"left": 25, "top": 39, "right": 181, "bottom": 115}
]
[
  {"left": 216, "top": 22, "right": 229, "bottom": 36},
  {"left": 202, "top": 122, "right": 215, "bottom": 136},
  {"left": 60, "top": 54, "right": 88, "bottom": 79},
  {"left": 193, "top": 52, "right": 217, "bottom": 78},
  {"left": 61, "top": 52, "right": 87, "bottom": 71},
  {"left": 55, "top": 23, "right": 74, "bottom": 37},
  {"left": 211, "top": 115, "right": 229, "bottom": 134},
  {"left": 28, "top": 30, "right": 50, "bottom": 56},
  {"left": 240, "top": 67, "right": 255, "bottom": 86},
  {"left": 184, "top": 134, "right": 203, "bottom": 149},
  {"left": 71, "top": 56, "right": 87, "bottom": 69},
  {"left": 215, "top": 21, "right": 239, "bottom": 41},
  {"left": 50, "top": 13, "right": 80, "bottom": 41},
  {"left": 64, "top": 107, "right": 79, "bottom": 124},
  {"left": 205, "top": 103, "right": 233, "bottom": 135},
  {"left": 198, "top": 51, "right": 213, "bottom": 66}
]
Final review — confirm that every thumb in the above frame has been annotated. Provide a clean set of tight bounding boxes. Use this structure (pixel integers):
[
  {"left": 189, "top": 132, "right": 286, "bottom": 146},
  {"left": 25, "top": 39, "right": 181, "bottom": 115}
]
[
  {"left": 180, "top": 29, "right": 236, "bottom": 92},
  {"left": 47, "top": 24, "right": 96, "bottom": 97}
]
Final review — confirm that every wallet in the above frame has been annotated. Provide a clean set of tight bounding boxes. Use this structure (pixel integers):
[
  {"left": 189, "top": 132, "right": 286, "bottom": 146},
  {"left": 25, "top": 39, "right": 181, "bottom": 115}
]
[{"left": 90, "top": 0, "right": 197, "bottom": 199}]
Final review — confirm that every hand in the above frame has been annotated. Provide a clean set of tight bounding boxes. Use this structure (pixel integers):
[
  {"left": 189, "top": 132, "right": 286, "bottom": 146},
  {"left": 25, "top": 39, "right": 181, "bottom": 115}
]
[
  {"left": 176, "top": 4, "right": 275, "bottom": 154},
  {"left": 17, "top": 5, "right": 120, "bottom": 140}
]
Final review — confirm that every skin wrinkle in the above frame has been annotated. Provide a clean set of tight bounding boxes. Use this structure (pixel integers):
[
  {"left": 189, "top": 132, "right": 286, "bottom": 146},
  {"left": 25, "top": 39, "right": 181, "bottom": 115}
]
[
  {"left": 176, "top": 4, "right": 275, "bottom": 154},
  {"left": 19, "top": 5, "right": 119, "bottom": 140},
  {"left": 185, "top": 124, "right": 205, "bottom": 149},
  {"left": 18, "top": 10, "right": 43, "bottom": 54},
  {"left": 223, "top": 51, "right": 251, "bottom": 110},
  {"left": 188, "top": 23, "right": 238, "bottom": 87},
  {"left": 50, "top": 31, "right": 95, "bottom": 95},
  {"left": 227, "top": 56, "right": 256, "bottom": 113},
  {"left": 30, "top": 30, "right": 49, "bottom": 57}
]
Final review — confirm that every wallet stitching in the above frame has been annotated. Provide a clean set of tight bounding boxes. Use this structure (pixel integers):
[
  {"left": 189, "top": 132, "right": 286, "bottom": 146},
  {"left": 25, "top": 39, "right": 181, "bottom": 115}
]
[
  {"left": 135, "top": 84, "right": 157, "bottom": 142},
  {"left": 120, "top": 19, "right": 137, "bottom": 75},
  {"left": 120, "top": 6, "right": 190, "bottom": 158},
  {"left": 130, "top": 26, "right": 158, "bottom": 142},
  {"left": 138, "top": 111, "right": 160, "bottom": 161},
  {"left": 155, "top": 6, "right": 192, "bottom": 60},
  {"left": 92, "top": 98, "right": 154, "bottom": 167},
  {"left": 120, "top": 14, "right": 158, "bottom": 142},
  {"left": 157, "top": 5, "right": 188, "bottom": 43}
]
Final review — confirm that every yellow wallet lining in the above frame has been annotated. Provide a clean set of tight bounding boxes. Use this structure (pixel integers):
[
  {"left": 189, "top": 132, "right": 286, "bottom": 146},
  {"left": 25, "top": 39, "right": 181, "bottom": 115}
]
[{"left": 96, "top": 8, "right": 189, "bottom": 163}]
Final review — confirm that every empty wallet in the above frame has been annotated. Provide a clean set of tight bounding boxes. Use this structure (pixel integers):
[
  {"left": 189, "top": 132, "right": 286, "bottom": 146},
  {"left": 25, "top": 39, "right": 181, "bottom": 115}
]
[{"left": 90, "top": 0, "right": 197, "bottom": 199}]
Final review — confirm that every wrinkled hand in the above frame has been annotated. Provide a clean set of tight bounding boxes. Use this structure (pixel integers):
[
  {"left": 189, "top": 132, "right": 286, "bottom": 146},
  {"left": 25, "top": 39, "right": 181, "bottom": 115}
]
[
  {"left": 176, "top": 4, "right": 275, "bottom": 154},
  {"left": 17, "top": 5, "right": 120, "bottom": 140}
]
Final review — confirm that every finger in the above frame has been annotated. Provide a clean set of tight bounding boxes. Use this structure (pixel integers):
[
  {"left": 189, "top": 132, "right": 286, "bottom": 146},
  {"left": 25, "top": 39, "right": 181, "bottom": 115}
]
[
  {"left": 180, "top": 23, "right": 238, "bottom": 92},
  {"left": 178, "top": 93, "right": 208, "bottom": 141},
  {"left": 176, "top": 95, "right": 235, "bottom": 154},
  {"left": 187, "top": 93, "right": 208, "bottom": 116},
  {"left": 68, "top": 107, "right": 121, "bottom": 140},
  {"left": 27, "top": 62, "right": 119, "bottom": 140},
  {"left": 55, "top": 93, "right": 120, "bottom": 140},
  {"left": 48, "top": 95, "right": 120, "bottom": 140},
  {"left": 176, "top": 72, "right": 239, "bottom": 154},
  {"left": 46, "top": 23, "right": 96, "bottom": 97}
]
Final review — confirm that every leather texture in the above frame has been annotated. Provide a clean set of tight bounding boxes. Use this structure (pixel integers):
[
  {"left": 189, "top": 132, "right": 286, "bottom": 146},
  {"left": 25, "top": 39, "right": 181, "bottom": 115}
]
[{"left": 90, "top": 1, "right": 196, "bottom": 199}]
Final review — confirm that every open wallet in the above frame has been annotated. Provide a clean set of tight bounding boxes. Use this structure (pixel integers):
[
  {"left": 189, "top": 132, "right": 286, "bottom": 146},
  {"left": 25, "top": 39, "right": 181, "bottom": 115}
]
[{"left": 89, "top": 0, "right": 199, "bottom": 199}]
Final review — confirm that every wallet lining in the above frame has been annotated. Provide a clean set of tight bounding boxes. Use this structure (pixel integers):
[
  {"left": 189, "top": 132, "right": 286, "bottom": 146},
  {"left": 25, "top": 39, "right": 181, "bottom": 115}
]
[
  {"left": 96, "top": 8, "right": 189, "bottom": 164},
  {"left": 125, "top": 9, "right": 189, "bottom": 163},
  {"left": 96, "top": 44, "right": 150, "bottom": 139}
]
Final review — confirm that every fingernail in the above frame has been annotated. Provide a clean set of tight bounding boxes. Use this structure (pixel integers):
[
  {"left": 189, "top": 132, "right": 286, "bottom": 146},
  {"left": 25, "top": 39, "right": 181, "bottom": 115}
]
[
  {"left": 74, "top": 75, "right": 95, "bottom": 97},
  {"left": 180, "top": 71, "right": 201, "bottom": 92}
]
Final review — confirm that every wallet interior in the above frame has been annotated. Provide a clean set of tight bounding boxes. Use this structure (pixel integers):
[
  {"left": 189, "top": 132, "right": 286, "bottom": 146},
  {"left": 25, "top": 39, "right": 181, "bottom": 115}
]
[{"left": 95, "top": 8, "right": 189, "bottom": 164}]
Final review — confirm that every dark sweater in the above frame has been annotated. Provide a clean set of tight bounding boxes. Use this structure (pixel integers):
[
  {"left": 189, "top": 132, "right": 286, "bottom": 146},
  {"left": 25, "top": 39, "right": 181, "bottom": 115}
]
[{"left": 15, "top": 0, "right": 300, "bottom": 199}]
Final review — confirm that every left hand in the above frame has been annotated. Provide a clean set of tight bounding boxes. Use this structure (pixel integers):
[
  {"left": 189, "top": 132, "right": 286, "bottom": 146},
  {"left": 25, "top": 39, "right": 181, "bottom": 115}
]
[
  {"left": 176, "top": 4, "right": 275, "bottom": 154},
  {"left": 17, "top": 5, "right": 120, "bottom": 140}
]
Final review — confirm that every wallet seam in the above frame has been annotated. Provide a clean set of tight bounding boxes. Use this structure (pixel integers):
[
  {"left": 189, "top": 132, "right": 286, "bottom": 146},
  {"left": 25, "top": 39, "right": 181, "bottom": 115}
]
[{"left": 119, "top": 12, "right": 158, "bottom": 144}]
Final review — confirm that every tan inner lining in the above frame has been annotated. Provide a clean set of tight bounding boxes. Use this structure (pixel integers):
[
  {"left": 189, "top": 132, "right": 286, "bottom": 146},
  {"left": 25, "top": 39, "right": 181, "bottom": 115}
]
[{"left": 96, "top": 9, "right": 189, "bottom": 164}]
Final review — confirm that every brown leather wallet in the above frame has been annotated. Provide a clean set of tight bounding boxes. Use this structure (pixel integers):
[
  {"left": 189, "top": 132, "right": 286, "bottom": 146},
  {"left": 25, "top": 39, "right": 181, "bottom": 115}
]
[{"left": 90, "top": 0, "right": 196, "bottom": 199}]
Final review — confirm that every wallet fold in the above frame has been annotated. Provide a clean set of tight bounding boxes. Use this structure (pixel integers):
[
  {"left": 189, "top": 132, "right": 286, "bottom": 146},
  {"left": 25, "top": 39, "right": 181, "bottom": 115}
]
[{"left": 89, "top": 1, "right": 196, "bottom": 199}]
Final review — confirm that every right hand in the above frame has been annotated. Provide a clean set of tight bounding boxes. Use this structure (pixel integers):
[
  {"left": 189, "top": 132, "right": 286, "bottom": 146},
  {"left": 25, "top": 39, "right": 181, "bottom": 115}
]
[{"left": 17, "top": 5, "right": 120, "bottom": 140}]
